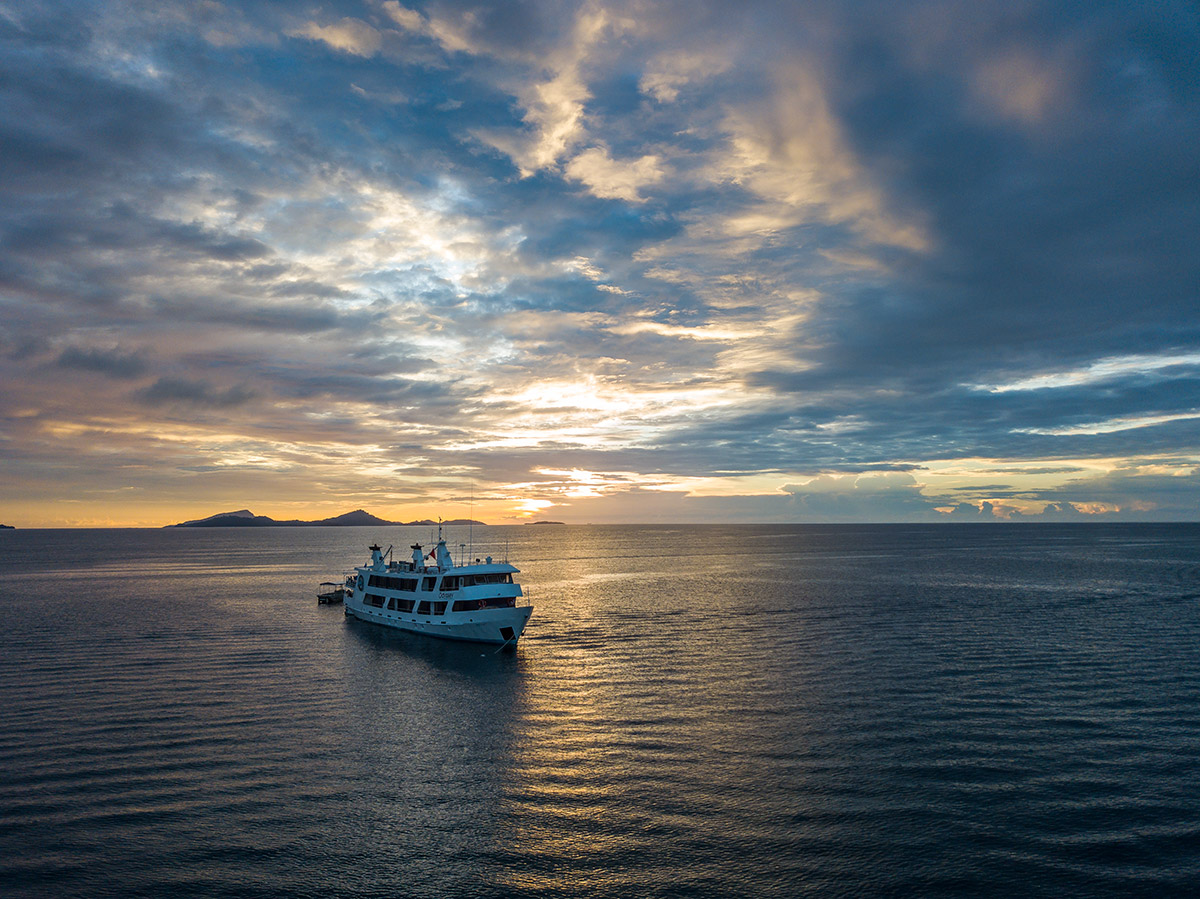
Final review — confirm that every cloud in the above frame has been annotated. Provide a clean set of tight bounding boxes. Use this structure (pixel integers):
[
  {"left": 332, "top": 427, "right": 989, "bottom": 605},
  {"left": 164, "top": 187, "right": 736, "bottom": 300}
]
[
  {"left": 781, "top": 472, "right": 939, "bottom": 520},
  {"left": 971, "top": 48, "right": 1070, "bottom": 127},
  {"left": 136, "top": 377, "right": 256, "bottom": 408},
  {"left": 381, "top": 2, "right": 424, "bottom": 34},
  {"left": 971, "top": 352, "right": 1200, "bottom": 393},
  {"left": 1038, "top": 501, "right": 1091, "bottom": 520},
  {"left": 1016, "top": 412, "right": 1200, "bottom": 437},
  {"left": 1026, "top": 464, "right": 1200, "bottom": 520},
  {"left": 640, "top": 46, "right": 733, "bottom": 103},
  {"left": 710, "top": 61, "right": 928, "bottom": 250},
  {"left": 1, "top": 0, "right": 1198, "bottom": 524},
  {"left": 471, "top": 3, "right": 633, "bottom": 176},
  {"left": 290, "top": 18, "right": 382, "bottom": 58},
  {"left": 564, "top": 147, "right": 665, "bottom": 201},
  {"left": 55, "top": 346, "right": 148, "bottom": 379},
  {"left": 381, "top": 1, "right": 478, "bottom": 55},
  {"left": 942, "top": 500, "right": 1004, "bottom": 520}
]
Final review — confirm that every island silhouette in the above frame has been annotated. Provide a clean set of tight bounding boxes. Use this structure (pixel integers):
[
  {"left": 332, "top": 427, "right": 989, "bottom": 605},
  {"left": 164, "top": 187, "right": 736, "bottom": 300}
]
[{"left": 167, "top": 509, "right": 486, "bottom": 528}]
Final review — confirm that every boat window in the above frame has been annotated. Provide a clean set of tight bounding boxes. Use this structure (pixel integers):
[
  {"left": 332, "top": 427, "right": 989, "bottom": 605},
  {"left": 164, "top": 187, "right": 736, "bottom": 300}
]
[
  {"left": 386, "top": 597, "right": 398, "bottom": 610},
  {"left": 475, "top": 596, "right": 516, "bottom": 609},
  {"left": 432, "top": 601, "right": 447, "bottom": 615},
  {"left": 371, "top": 575, "right": 418, "bottom": 591},
  {"left": 417, "top": 600, "right": 432, "bottom": 615},
  {"left": 365, "top": 593, "right": 385, "bottom": 608},
  {"left": 421, "top": 577, "right": 437, "bottom": 591},
  {"left": 396, "top": 598, "right": 414, "bottom": 613},
  {"left": 441, "top": 577, "right": 459, "bottom": 591},
  {"left": 472, "top": 572, "right": 513, "bottom": 585}
]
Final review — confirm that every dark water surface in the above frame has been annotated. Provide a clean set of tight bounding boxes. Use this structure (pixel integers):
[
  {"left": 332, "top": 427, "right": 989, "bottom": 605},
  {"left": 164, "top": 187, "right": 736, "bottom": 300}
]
[{"left": 2, "top": 524, "right": 1199, "bottom": 897}]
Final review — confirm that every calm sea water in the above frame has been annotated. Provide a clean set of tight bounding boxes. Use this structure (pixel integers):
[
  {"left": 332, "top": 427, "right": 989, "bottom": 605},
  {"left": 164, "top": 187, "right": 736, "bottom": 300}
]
[{"left": 1, "top": 523, "right": 1199, "bottom": 898}]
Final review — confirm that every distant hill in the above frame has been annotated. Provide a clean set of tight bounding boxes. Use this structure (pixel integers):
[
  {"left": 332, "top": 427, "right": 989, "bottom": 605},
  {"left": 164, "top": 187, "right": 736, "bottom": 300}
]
[
  {"left": 166, "top": 509, "right": 487, "bottom": 528},
  {"left": 0, "top": 523, "right": 14, "bottom": 529},
  {"left": 170, "top": 510, "right": 273, "bottom": 527},
  {"left": 309, "top": 510, "right": 396, "bottom": 527},
  {"left": 526, "top": 520, "right": 565, "bottom": 525}
]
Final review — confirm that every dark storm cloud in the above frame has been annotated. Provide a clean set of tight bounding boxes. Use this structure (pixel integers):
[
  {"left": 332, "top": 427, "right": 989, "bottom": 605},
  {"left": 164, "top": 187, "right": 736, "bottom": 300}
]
[
  {"left": 783, "top": 1, "right": 1200, "bottom": 372},
  {"left": 674, "top": 0, "right": 1200, "bottom": 477},
  {"left": 137, "top": 377, "right": 256, "bottom": 408},
  {"left": 55, "top": 345, "right": 148, "bottom": 379},
  {"left": 5, "top": 207, "right": 273, "bottom": 267}
]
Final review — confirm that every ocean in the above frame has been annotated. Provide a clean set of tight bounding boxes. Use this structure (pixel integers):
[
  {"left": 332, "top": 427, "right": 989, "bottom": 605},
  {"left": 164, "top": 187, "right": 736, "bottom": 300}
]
[{"left": 1, "top": 523, "right": 1198, "bottom": 897}]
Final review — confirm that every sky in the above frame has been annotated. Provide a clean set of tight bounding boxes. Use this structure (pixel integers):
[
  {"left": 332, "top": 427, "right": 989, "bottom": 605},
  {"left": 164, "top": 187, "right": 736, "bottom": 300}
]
[{"left": 1, "top": 0, "right": 1199, "bottom": 526}]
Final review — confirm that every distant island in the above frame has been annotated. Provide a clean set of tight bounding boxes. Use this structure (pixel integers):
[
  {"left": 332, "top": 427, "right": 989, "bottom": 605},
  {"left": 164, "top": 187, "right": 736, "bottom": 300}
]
[
  {"left": 526, "top": 520, "right": 565, "bottom": 525},
  {"left": 166, "top": 509, "right": 487, "bottom": 528},
  {"left": 0, "top": 523, "right": 13, "bottom": 530}
]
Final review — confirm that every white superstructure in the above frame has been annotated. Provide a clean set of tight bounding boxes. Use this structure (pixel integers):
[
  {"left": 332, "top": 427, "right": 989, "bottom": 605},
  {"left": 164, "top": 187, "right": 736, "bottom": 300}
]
[{"left": 342, "top": 527, "right": 532, "bottom": 646}]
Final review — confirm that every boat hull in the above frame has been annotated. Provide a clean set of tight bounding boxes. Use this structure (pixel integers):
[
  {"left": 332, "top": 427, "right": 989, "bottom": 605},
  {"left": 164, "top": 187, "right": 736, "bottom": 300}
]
[{"left": 345, "top": 603, "right": 533, "bottom": 645}]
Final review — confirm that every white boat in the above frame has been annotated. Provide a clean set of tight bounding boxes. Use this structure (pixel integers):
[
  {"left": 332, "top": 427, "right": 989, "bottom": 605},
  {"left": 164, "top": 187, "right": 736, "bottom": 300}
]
[{"left": 343, "top": 527, "right": 532, "bottom": 646}]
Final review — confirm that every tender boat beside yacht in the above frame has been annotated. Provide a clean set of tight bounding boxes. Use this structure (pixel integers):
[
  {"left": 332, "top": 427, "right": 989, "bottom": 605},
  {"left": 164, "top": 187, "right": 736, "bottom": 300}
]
[
  {"left": 316, "top": 582, "right": 345, "bottom": 604},
  {"left": 340, "top": 527, "right": 532, "bottom": 646}
]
